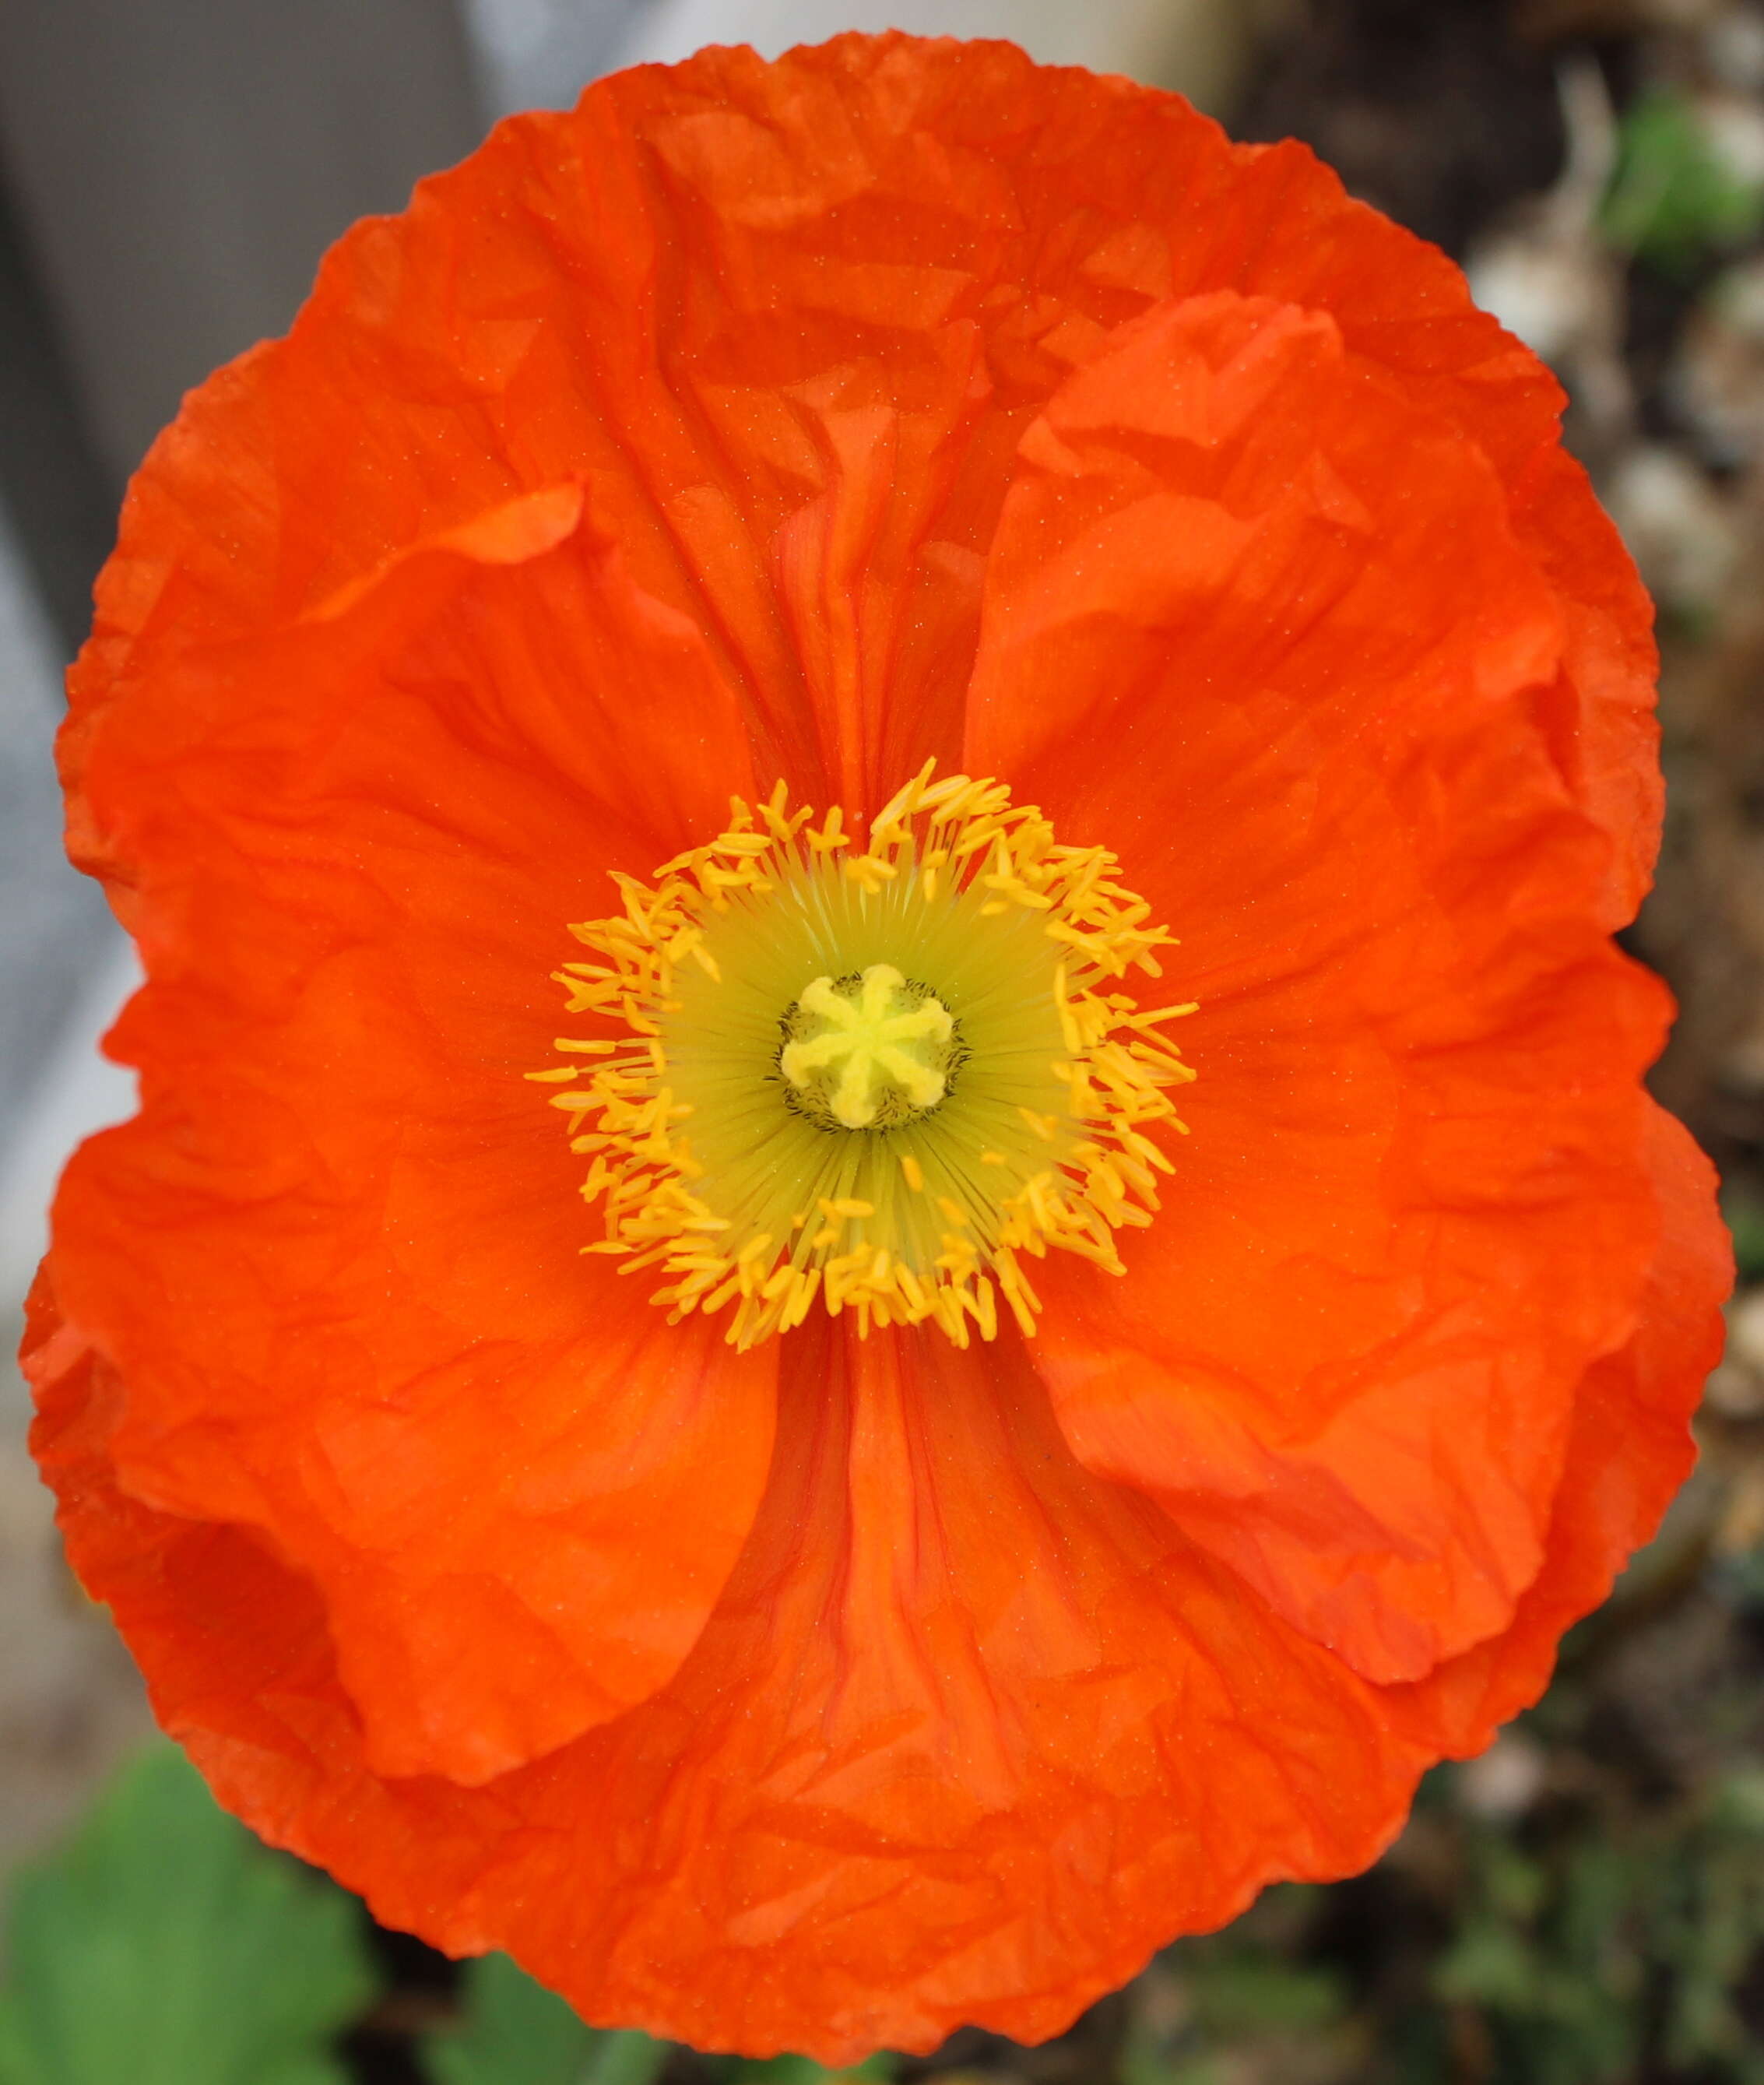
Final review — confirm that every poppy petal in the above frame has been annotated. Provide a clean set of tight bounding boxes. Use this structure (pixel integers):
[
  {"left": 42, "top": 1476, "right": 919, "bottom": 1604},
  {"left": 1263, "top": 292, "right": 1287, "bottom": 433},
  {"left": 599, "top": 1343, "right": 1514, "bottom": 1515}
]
[
  {"left": 1153, "top": 131, "right": 1660, "bottom": 923},
  {"left": 29, "top": 1301, "right": 1439, "bottom": 2061},
  {"left": 965, "top": 289, "right": 1665, "bottom": 1682},
  {"left": 50, "top": 498, "right": 776, "bottom": 1783},
  {"left": 74, "top": 39, "right": 1653, "bottom": 855},
  {"left": 1389, "top": 1100, "right": 1731, "bottom": 1752}
]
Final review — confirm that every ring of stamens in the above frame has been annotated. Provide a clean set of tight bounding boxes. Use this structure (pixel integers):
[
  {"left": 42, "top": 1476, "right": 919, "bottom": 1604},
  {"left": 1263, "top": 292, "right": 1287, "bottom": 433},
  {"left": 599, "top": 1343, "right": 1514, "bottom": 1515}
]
[{"left": 530, "top": 762, "right": 1196, "bottom": 1349}]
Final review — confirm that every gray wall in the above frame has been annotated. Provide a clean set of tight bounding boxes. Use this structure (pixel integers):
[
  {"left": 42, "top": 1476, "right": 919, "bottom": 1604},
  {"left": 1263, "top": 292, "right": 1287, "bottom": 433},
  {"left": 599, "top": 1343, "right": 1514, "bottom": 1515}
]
[{"left": 0, "top": 0, "right": 487, "bottom": 488}]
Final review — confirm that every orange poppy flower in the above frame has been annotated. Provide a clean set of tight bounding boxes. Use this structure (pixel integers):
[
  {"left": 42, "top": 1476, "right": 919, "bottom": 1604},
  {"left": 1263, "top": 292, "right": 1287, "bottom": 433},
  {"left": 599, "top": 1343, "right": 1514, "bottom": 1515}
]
[{"left": 23, "top": 30, "right": 1732, "bottom": 2066}]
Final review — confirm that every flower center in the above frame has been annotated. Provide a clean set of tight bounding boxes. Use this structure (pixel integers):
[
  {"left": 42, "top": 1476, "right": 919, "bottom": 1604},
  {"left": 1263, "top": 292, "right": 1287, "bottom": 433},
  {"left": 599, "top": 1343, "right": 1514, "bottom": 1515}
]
[
  {"left": 779, "top": 965, "right": 960, "bottom": 1130},
  {"left": 531, "top": 762, "right": 1196, "bottom": 1350}
]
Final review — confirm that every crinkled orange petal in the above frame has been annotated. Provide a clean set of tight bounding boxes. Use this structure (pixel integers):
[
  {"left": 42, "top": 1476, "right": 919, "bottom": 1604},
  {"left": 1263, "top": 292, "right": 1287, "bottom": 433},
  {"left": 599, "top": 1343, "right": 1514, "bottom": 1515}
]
[
  {"left": 73, "top": 44, "right": 1024, "bottom": 813},
  {"left": 965, "top": 289, "right": 1667, "bottom": 1684},
  {"left": 1130, "top": 115, "right": 1660, "bottom": 923},
  {"left": 48, "top": 498, "right": 776, "bottom": 1782},
  {"left": 25, "top": 1102, "right": 1727, "bottom": 2058},
  {"left": 73, "top": 36, "right": 1651, "bottom": 842},
  {"left": 30, "top": 1301, "right": 1444, "bottom": 2062},
  {"left": 1388, "top": 1102, "right": 1730, "bottom": 1751}
]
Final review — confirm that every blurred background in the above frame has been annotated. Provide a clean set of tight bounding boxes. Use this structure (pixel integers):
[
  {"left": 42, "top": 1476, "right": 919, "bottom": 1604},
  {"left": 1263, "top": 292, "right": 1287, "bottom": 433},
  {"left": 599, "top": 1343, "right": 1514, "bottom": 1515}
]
[{"left": 1, "top": 2, "right": 1762, "bottom": 2081}]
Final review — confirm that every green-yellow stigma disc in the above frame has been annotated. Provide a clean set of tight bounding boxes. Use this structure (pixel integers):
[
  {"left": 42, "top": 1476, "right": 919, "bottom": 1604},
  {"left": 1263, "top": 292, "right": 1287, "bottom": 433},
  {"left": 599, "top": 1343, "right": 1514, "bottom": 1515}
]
[
  {"left": 780, "top": 965, "right": 959, "bottom": 1130},
  {"left": 530, "top": 761, "right": 1197, "bottom": 1350}
]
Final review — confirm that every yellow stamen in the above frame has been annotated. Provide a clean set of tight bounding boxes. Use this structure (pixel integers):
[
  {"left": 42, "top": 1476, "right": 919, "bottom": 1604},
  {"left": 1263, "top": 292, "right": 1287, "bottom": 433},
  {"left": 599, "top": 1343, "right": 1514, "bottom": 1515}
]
[{"left": 532, "top": 762, "right": 1195, "bottom": 1349}]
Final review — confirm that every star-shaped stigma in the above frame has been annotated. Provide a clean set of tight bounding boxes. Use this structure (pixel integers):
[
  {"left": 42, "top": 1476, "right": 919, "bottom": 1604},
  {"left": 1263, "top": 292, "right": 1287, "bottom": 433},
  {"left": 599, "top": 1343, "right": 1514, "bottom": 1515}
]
[{"left": 779, "top": 963, "right": 958, "bottom": 1130}]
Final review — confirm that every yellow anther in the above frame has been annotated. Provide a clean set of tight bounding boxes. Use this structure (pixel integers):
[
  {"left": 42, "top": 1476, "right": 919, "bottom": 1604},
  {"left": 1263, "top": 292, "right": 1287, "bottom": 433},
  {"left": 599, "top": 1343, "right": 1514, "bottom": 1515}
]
[
  {"left": 807, "top": 807, "right": 849, "bottom": 853},
  {"left": 842, "top": 852, "right": 899, "bottom": 893}
]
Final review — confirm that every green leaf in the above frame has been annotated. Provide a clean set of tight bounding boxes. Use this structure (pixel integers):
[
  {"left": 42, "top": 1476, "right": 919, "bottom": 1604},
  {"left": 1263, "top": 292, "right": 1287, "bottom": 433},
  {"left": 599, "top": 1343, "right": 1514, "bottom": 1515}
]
[
  {"left": 727, "top": 2059, "right": 893, "bottom": 2083},
  {"left": 581, "top": 2031, "right": 673, "bottom": 2085},
  {"left": 420, "top": 1954, "right": 668, "bottom": 2085},
  {"left": 1188, "top": 1957, "right": 1344, "bottom": 2038},
  {"left": 0, "top": 1744, "right": 375, "bottom": 2085},
  {"left": 1602, "top": 86, "right": 1764, "bottom": 275},
  {"left": 1720, "top": 1186, "right": 1764, "bottom": 1284}
]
